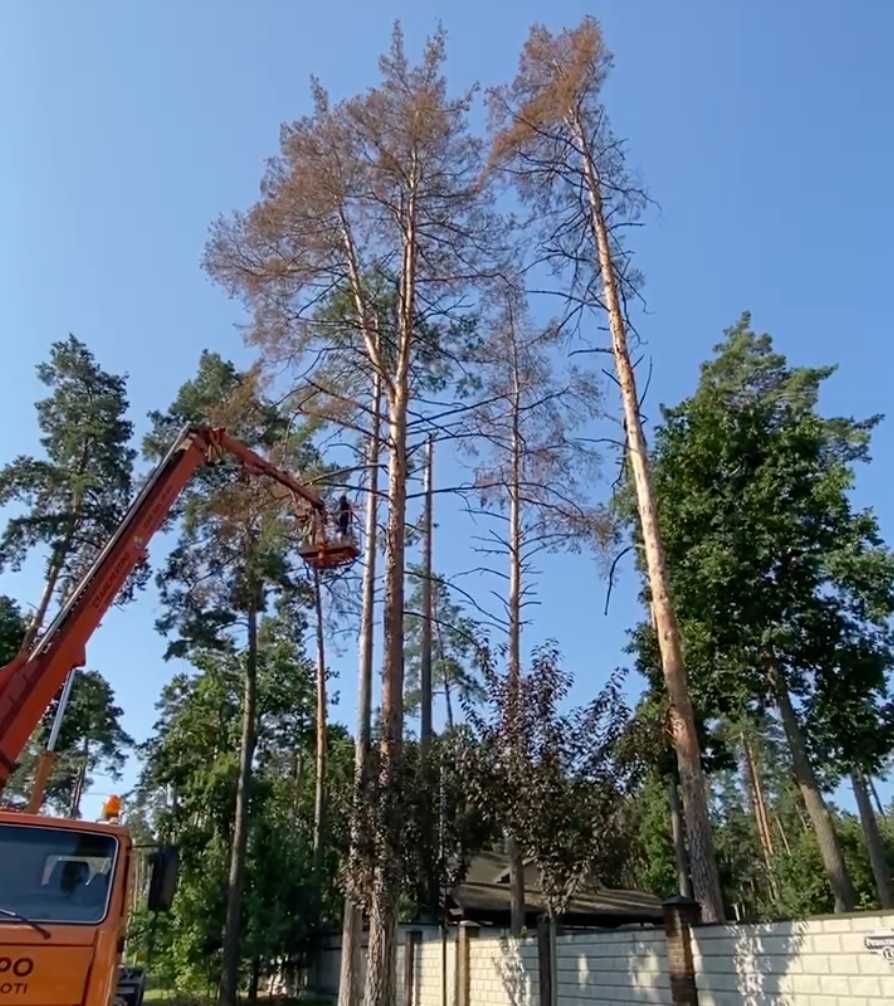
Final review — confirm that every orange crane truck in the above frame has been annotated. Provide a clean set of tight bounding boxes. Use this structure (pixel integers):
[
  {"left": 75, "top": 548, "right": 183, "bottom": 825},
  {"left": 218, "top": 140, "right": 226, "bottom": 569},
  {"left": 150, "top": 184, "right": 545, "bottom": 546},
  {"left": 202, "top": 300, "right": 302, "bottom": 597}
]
[{"left": 0, "top": 426, "right": 355, "bottom": 1006}]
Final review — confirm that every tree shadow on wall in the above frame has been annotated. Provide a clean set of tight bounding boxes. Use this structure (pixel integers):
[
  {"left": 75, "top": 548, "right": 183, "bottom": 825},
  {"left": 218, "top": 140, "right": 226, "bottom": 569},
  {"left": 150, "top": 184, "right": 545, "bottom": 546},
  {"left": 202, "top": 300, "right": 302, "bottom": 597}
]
[
  {"left": 497, "top": 934, "right": 538, "bottom": 1006},
  {"left": 695, "top": 918, "right": 808, "bottom": 1006},
  {"left": 554, "top": 928, "right": 670, "bottom": 1006}
]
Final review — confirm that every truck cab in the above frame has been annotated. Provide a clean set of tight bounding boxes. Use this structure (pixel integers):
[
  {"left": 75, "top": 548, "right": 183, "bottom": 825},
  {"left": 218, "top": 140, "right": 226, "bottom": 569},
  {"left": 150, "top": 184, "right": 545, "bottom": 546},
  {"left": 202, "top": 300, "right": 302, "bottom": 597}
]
[{"left": 0, "top": 812, "right": 133, "bottom": 1006}]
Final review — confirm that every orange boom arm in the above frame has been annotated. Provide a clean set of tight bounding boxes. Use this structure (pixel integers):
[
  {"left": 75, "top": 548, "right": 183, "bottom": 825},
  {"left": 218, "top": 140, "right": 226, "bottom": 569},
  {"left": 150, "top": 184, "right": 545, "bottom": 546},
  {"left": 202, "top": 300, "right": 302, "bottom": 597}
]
[{"left": 0, "top": 426, "right": 323, "bottom": 787}]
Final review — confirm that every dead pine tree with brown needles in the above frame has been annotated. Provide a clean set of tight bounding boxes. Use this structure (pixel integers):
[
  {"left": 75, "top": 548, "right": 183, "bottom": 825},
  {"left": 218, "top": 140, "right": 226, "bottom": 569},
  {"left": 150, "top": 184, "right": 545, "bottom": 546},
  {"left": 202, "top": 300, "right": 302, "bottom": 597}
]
[
  {"left": 464, "top": 285, "right": 609, "bottom": 932},
  {"left": 205, "top": 24, "right": 495, "bottom": 1002},
  {"left": 487, "top": 19, "right": 725, "bottom": 921}
]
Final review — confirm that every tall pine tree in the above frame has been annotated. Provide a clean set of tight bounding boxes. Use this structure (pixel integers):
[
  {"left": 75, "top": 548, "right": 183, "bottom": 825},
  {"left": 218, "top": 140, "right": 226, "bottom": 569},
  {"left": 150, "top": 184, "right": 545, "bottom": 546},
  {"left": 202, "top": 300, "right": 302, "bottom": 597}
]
[
  {"left": 147, "top": 352, "right": 319, "bottom": 1006},
  {"left": 0, "top": 335, "right": 137, "bottom": 650},
  {"left": 632, "top": 314, "right": 894, "bottom": 912}
]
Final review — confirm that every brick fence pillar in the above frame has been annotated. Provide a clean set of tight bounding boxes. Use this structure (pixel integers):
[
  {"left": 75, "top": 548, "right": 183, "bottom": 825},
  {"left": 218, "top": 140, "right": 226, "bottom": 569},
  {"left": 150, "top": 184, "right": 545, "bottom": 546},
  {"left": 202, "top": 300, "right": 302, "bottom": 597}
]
[
  {"left": 663, "top": 896, "right": 701, "bottom": 1006},
  {"left": 456, "top": 921, "right": 479, "bottom": 1006}
]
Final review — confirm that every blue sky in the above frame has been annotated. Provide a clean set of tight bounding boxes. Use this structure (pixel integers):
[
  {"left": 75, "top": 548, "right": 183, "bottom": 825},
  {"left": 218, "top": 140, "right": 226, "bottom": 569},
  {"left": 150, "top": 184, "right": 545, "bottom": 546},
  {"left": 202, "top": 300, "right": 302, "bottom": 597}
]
[{"left": 2, "top": 1, "right": 893, "bottom": 818}]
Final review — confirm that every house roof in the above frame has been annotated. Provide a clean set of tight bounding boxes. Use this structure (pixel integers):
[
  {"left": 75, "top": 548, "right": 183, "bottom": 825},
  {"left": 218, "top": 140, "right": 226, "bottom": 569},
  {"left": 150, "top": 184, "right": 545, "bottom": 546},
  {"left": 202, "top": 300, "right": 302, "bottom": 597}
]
[{"left": 448, "top": 851, "right": 662, "bottom": 926}]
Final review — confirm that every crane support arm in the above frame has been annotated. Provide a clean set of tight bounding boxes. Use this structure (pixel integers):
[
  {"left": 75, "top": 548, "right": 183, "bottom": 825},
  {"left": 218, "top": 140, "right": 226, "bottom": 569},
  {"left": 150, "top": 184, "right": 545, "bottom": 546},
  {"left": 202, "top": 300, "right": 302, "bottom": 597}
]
[{"left": 0, "top": 426, "right": 322, "bottom": 786}]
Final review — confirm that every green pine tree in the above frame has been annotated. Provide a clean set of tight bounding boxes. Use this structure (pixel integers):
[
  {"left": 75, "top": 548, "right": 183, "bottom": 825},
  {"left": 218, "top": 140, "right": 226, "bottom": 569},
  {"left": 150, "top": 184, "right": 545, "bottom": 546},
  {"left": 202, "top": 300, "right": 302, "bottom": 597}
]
[
  {"left": 629, "top": 314, "right": 894, "bottom": 912},
  {"left": 146, "top": 352, "right": 321, "bottom": 1003},
  {"left": 0, "top": 596, "right": 25, "bottom": 664},
  {"left": 0, "top": 335, "right": 138, "bottom": 650}
]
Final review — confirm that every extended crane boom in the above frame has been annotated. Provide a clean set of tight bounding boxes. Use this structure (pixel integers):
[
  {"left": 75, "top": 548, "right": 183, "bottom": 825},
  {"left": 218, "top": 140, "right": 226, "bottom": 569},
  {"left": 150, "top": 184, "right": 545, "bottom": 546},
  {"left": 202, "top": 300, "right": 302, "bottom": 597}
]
[{"left": 0, "top": 425, "right": 326, "bottom": 788}]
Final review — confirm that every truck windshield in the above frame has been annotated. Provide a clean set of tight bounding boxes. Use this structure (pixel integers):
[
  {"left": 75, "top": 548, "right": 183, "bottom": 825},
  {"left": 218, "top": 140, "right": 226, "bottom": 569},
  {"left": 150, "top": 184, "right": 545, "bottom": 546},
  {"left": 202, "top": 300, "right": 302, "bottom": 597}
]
[{"left": 0, "top": 824, "right": 117, "bottom": 924}]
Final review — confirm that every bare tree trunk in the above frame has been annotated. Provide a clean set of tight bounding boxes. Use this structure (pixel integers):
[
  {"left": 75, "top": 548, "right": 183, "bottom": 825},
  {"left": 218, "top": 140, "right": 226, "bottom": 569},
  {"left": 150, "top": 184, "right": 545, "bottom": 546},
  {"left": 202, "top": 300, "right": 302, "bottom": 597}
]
[
  {"left": 741, "top": 738, "right": 771, "bottom": 853},
  {"left": 787, "top": 781, "right": 811, "bottom": 835},
  {"left": 338, "top": 905, "right": 363, "bottom": 1006},
  {"left": 442, "top": 683, "right": 454, "bottom": 732},
  {"left": 312, "top": 567, "right": 327, "bottom": 873},
  {"left": 852, "top": 768, "right": 894, "bottom": 909},
  {"left": 507, "top": 344, "right": 526, "bottom": 936},
  {"left": 575, "top": 126, "right": 724, "bottom": 923},
  {"left": 364, "top": 154, "right": 420, "bottom": 1006},
  {"left": 869, "top": 775, "right": 887, "bottom": 819},
  {"left": 420, "top": 436, "right": 438, "bottom": 919},
  {"left": 741, "top": 733, "right": 780, "bottom": 903},
  {"left": 421, "top": 436, "right": 434, "bottom": 749},
  {"left": 338, "top": 374, "right": 381, "bottom": 1006},
  {"left": 19, "top": 553, "right": 63, "bottom": 655},
  {"left": 750, "top": 742, "right": 775, "bottom": 856},
  {"left": 507, "top": 835, "right": 526, "bottom": 935},
  {"left": 19, "top": 487, "right": 87, "bottom": 656},
  {"left": 364, "top": 397, "right": 408, "bottom": 1006},
  {"left": 774, "top": 812, "right": 792, "bottom": 856},
  {"left": 434, "top": 610, "right": 454, "bottom": 730},
  {"left": 771, "top": 666, "right": 856, "bottom": 912},
  {"left": 219, "top": 598, "right": 259, "bottom": 1006},
  {"left": 248, "top": 957, "right": 260, "bottom": 1005},
  {"left": 668, "top": 775, "right": 692, "bottom": 899}
]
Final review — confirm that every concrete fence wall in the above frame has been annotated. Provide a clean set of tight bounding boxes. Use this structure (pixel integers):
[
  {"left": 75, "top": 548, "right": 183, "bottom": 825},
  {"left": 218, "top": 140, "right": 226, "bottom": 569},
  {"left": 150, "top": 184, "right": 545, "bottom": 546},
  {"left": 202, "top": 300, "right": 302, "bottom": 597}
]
[
  {"left": 467, "top": 932, "right": 540, "bottom": 1006},
  {"left": 308, "top": 923, "right": 668, "bottom": 1005},
  {"left": 307, "top": 908, "right": 894, "bottom": 1005},
  {"left": 693, "top": 911, "right": 894, "bottom": 1006},
  {"left": 416, "top": 929, "right": 457, "bottom": 1006},
  {"left": 307, "top": 925, "right": 455, "bottom": 1004},
  {"left": 555, "top": 928, "right": 671, "bottom": 1006}
]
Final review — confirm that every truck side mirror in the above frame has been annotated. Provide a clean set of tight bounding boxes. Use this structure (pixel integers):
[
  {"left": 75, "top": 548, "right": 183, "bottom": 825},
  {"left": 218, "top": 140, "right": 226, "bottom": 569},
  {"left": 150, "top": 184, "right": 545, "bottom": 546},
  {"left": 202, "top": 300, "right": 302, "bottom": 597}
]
[{"left": 146, "top": 846, "right": 178, "bottom": 912}]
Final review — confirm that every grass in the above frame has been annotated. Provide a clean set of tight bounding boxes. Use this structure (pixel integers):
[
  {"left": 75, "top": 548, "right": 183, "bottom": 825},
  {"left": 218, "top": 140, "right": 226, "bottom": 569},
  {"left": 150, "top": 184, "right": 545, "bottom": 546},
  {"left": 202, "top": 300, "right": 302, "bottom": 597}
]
[
  {"left": 143, "top": 990, "right": 177, "bottom": 1004},
  {"left": 143, "top": 993, "right": 332, "bottom": 1006}
]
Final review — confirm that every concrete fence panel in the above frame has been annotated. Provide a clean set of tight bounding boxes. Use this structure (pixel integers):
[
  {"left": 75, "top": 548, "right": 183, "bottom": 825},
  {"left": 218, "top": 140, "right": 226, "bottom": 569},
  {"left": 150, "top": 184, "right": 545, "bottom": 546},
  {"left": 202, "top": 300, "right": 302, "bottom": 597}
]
[
  {"left": 554, "top": 929, "right": 672, "bottom": 1006},
  {"left": 693, "top": 910, "right": 894, "bottom": 1006},
  {"left": 306, "top": 909, "right": 894, "bottom": 1005},
  {"left": 468, "top": 934, "right": 540, "bottom": 1006}
]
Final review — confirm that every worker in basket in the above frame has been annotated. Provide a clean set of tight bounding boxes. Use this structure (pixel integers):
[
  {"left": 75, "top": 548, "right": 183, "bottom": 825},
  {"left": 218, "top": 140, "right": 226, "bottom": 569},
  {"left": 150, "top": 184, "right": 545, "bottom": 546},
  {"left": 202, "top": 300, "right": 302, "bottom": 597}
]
[
  {"left": 299, "top": 508, "right": 318, "bottom": 547},
  {"left": 337, "top": 494, "right": 353, "bottom": 540}
]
